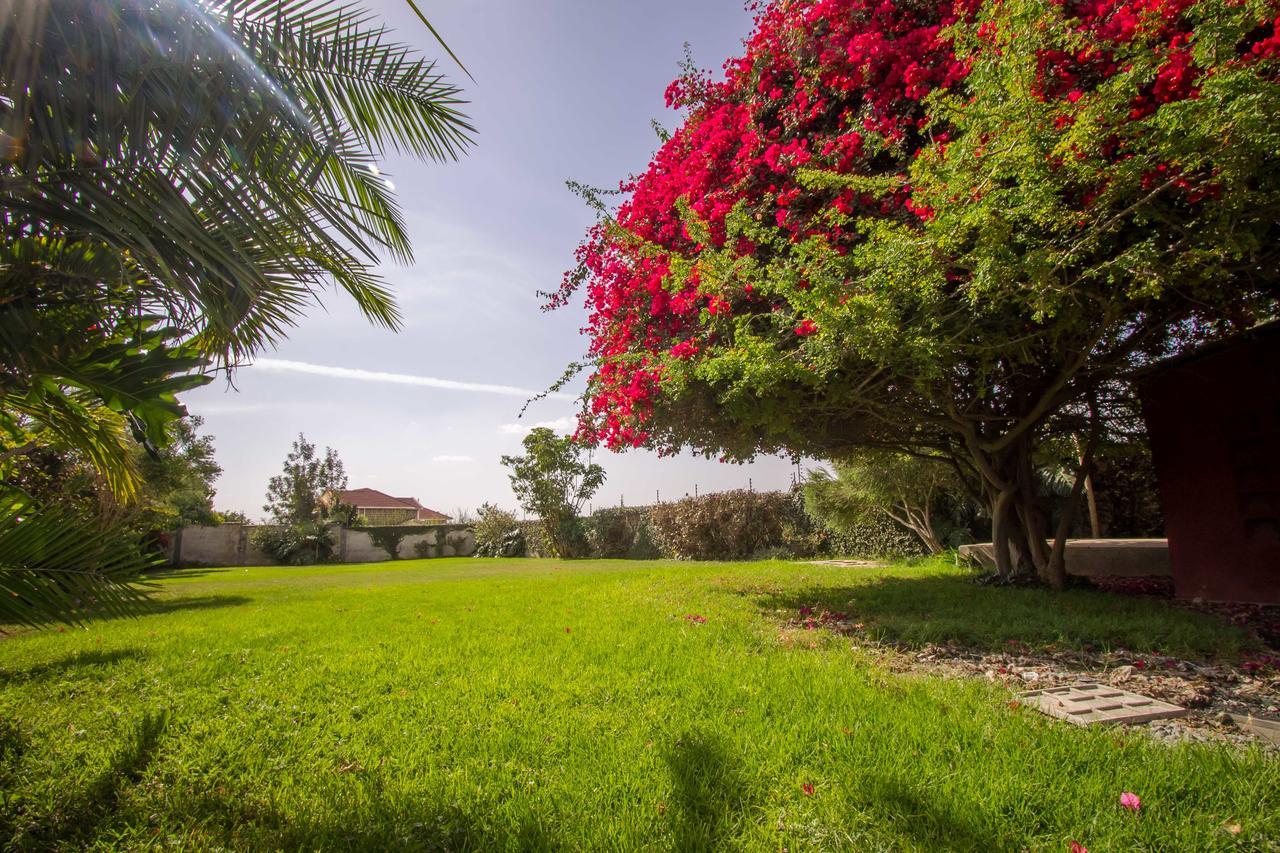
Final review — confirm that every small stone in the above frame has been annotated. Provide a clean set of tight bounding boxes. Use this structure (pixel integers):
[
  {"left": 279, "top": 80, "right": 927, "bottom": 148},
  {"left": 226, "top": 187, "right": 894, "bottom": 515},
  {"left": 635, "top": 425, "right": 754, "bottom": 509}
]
[
  {"left": 1020, "top": 671, "right": 1040, "bottom": 683},
  {"left": 1111, "top": 665, "right": 1135, "bottom": 683}
]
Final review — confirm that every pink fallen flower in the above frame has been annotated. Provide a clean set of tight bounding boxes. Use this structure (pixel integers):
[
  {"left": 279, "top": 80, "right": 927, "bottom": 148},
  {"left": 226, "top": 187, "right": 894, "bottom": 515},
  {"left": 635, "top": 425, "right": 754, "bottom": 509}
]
[
  {"left": 1120, "top": 792, "right": 1141, "bottom": 812},
  {"left": 1070, "top": 842, "right": 1088, "bottom": 853},
  {"left": 801, "top": 782, "right": 815, "bottom": 796}
]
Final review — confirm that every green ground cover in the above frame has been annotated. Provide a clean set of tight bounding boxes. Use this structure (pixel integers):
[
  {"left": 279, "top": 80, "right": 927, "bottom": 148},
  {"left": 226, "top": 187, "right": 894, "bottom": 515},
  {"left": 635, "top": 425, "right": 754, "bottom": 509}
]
[{"left": 1, "top": 557, "right": 1276, "bottom": 850}]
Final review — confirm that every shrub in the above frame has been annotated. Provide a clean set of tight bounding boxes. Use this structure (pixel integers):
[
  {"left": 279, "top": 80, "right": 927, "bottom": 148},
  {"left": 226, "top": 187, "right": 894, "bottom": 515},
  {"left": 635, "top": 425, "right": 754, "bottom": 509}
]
[
  {"left": 251, "top": 522, "right": 336, "bottom": 566},
  {"left": 822, "top": 516, "right": 924, "bottom": 561},
  {"left": 584, "top": 507, "right": 652, "bottom": 558},
  {"left": 649, "top": 490, "right": 798, "bottom": 560},
  {"left": 472, "top": 504, "right": 525, "bottom": 557},
  {"left": 518, "top": 520, "right": 554, "bottom": 558}
]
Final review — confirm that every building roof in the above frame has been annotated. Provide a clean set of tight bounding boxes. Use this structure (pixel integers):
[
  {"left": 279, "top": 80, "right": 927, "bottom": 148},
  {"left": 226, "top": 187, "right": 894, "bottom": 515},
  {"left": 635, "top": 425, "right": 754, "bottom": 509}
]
[
  {"left": 337, "top": 488, "right": 413, "bottom": 509},
  {"left": 336, "top": 488, "right": 450, "bottom": 521}
]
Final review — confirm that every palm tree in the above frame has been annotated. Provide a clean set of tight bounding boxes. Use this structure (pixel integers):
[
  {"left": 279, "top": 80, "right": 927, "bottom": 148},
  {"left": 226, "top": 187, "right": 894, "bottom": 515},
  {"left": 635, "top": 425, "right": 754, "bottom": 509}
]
[
  {"left": 1, "top": 0, "right": 472, "bottom": 479},
  {"left": 0, "top": 0, "right": 472, "bottom": 624}
]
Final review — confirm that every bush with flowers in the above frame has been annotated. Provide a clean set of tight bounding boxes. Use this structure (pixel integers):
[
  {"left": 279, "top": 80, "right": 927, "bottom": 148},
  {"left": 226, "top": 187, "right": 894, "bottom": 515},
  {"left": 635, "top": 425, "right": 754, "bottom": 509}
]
[{"left": 552, "top": 0, "right": 1280, "bottom": 587}]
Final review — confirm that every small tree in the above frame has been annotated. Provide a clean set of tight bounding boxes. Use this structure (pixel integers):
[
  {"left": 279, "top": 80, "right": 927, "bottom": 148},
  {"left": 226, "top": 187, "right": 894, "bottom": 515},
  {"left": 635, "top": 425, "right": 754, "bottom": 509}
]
[
  {"left": 500, "top": 428, "right": 605, "bottom": 558},
  {"left": 263, "top": 434, "right": 348, "bottom": 525},
  {"left": 804, "top": 454, "right": 965, "bottom": 555},
  {"left": 133, "top": 416, "right": 223, "bottom": 529},
  {"left": 257, "top": 434, "right": 349, "bottom": 564}
]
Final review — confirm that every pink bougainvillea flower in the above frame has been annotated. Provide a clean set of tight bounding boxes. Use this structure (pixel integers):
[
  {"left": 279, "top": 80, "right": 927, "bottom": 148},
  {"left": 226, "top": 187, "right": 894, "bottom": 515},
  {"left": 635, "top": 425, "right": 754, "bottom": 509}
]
[
  {"left": 684, "top": 613, "right": 708, "bottom": 624},
  {"left": 802, "top": 782, "right": 815, "bottom": 796},
  {"left": 1120, "top": 792, "right": 1141, "bottom": 811},
  {"left": 794, "top": 318, "right": 818, "bottom": 336},
  {"left": 1070, "top": 841, "right": 1089, "bottom": 853}
]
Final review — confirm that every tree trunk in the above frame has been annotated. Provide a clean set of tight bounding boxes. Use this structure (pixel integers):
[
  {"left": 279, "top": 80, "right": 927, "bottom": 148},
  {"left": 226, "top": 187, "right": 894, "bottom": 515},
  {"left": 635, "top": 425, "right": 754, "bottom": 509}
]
[
  {"left": 1075, "top": 433, "right": 1102, "bottom": 538},
  {"left": 972, "top": 440, "right": 1051, "bottom": 584}
]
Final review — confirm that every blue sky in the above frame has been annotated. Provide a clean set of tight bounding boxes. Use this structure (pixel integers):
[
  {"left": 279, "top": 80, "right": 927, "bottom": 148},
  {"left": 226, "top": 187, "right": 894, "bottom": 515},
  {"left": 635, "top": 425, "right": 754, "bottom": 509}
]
[{"left": 185, "top": 0, "right": 806, "bottom": 519}]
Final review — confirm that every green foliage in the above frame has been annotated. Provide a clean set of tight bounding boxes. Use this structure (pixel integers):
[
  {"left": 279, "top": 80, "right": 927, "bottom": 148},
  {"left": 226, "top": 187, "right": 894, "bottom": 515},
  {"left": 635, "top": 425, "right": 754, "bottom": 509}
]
[
  {"left": 250, "top": 522, "right": 336, "bottom": 567},
  {"left": 822, "top": 516, "right": 926, "bottom": 561},
  {"left": 0, "top": 0, "right": 472, "bottom": 362},
  {"left": 130, "top": 416, "right": 223, "bottom": 532},
  {"left": 500, "top": 428, "right": 605, "bottom": 558},
  {"left": 0, "top": 303, "right": 210, "bottom": 499},
  {"left": 471, "top": 503, "right": 525, "bottom": 558},
  {"left": 263, "top": 434, "right": 348, "bottom": 526},
  {"left": 584, "top": 507, "right": 660, "bottom": 559},
  {"left": 649, "top": 489, "right": 802, "bottom": 561},
  {"left": 2, "top": 414, "right": 223, "bottom": 554},
  {"left": 0, "top": 491, "right": 156, "bottom": 629},
  {"left": 803, "top": 454, "right": 966, "bottom": 554}
]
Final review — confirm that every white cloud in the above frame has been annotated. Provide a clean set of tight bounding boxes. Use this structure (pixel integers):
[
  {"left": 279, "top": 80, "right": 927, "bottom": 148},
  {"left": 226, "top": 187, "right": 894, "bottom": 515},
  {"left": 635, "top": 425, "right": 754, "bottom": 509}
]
[
  {"left": 498, "top": 416, "right": 578, "bottom": 435},
  {"left": 250, "top": 358, "right": 574, "bottom": 400},
  {"left": 431, "top": 455, "right": 474, "bottom": 463}
]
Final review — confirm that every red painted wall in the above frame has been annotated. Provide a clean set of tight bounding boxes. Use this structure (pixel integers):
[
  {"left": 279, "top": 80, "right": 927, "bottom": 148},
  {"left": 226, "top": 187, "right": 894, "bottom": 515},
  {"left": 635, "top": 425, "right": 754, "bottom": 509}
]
[{"left": 1140, "top": 324, "right": 1280, "bottom": 603}]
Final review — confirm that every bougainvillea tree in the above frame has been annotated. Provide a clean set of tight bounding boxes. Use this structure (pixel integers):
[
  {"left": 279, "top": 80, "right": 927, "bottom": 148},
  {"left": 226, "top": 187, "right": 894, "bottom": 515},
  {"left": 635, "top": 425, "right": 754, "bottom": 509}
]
[{"left": 552, "top": 0, "right": 1280, "bottom": 586}]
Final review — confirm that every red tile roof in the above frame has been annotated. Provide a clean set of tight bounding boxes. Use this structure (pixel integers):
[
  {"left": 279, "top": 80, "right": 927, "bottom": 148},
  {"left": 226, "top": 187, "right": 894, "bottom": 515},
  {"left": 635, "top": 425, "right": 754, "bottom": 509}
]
[
  {"left": 337, "top": 488, "right": 450, "bottom": 521},
  {"left": 337, "top": 488, "right": 413, "bottom": 509}
]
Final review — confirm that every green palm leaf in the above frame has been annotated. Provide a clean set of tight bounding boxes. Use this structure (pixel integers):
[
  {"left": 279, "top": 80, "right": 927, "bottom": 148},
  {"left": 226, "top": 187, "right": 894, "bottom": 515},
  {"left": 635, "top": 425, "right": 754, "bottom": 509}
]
[
  {"left": 0, "top": 0, "right": 473, "bottom": 361},
  {"left": 0, "top": 492, "right": 157, "bottom": 630}
]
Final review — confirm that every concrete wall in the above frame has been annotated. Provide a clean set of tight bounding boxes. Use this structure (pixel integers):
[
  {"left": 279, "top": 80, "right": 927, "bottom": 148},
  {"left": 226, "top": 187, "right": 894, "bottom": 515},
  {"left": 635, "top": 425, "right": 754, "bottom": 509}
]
[{"left": 170, "top": 523, "right": 476, "bottom": 566}]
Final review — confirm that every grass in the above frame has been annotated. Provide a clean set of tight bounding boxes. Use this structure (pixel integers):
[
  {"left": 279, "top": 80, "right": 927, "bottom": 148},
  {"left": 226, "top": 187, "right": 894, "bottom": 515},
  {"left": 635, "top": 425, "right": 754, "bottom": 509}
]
[{"left": 0, "top": 556, "right": 1276, "bottom": 850}]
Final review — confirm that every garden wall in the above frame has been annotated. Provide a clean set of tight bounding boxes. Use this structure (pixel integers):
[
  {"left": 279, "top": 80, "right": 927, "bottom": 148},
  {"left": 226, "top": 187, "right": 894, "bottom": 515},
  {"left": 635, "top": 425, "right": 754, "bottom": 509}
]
[{"left": 170, "top": 523, "right": 476, "bottom": 566}]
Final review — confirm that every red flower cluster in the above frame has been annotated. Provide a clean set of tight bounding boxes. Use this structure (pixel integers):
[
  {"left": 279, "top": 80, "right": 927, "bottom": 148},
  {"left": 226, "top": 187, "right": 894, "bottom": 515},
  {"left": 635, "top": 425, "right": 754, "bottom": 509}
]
[{"left": 557, "top": 0, "right": 1276, "bottom": 450}]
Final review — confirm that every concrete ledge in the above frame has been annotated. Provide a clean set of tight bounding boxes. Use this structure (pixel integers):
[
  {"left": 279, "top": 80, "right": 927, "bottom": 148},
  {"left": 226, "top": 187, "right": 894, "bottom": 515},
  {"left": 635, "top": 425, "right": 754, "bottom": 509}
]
[{"left": 958, "top": 539, "right": 1171, "bottom": 578}]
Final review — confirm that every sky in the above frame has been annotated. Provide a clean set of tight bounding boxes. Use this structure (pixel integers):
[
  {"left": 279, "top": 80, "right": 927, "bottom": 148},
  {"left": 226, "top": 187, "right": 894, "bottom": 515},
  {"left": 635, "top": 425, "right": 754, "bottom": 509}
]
[{"left": 184, "top": 0, "right": 809, "bottom": 520}]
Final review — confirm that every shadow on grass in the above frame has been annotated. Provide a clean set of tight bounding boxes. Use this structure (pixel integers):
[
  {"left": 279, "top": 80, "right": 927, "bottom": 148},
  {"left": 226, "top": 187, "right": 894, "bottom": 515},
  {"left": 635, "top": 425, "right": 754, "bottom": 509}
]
[
  {"left": 747, "top": 573, "right": 1250, "bottom": 658},
  {"left": 142, "top": 567, "right": 234, "bottom": 581},
  {"left": 13, "top": 711, "right": 169, "bottom": 849},
  {"left": 163, "top": 781, "right": 556, "bottom": 851},
  {"left": 663, "top": 730, "right": 756, "bottom": 851},
  {"left": 0, "top": 648, "right": 145, "bottom": 686},
  {"left": 1, "top": 594, "right": 251, "bottom": 638},
  {"left": 848, "top": 776, "right": 995, "bottom": 851},
  {"left": 130, "top": 593, "right": 252, "bottom": 619}
]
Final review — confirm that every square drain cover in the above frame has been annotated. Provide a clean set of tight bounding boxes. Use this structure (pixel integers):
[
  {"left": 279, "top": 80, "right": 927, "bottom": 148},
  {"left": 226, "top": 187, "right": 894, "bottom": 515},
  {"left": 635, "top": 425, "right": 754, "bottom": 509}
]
[{"left": 1018, "top": 682, "right": 1187, "bottom": 726}]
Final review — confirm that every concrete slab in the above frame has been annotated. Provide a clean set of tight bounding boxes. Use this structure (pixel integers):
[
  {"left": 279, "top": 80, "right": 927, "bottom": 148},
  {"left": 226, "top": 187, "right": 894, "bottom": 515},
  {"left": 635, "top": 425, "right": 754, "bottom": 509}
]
[
  {"left": 958, "top": 538, "right": 1171, "bottom": 578},
  {"left": 1018, "top": 683, "right": 1187, "bottom": 725},
  {"left": 1228, "top": 713, "right": 1280, "bottom": 746}
]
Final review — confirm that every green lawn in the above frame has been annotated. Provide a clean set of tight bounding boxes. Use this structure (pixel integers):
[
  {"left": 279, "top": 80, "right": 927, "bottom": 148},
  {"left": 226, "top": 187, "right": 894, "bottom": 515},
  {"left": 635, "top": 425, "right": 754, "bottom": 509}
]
[{"left": 1, "top": 557, "right": 1276, "bottom": 850}]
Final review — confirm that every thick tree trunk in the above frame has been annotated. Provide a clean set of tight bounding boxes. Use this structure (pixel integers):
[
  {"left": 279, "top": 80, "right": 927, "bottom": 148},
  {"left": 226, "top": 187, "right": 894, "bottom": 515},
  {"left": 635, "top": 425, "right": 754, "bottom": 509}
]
[{"left": 971, "top": 440, "right": 1053, "bottom": 584}]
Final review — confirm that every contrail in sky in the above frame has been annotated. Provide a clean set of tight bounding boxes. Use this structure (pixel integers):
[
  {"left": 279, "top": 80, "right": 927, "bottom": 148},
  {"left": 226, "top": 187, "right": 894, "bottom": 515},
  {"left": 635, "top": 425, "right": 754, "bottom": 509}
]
[{"left": 251, "top": 358, "right": 575, "bottom": 400}]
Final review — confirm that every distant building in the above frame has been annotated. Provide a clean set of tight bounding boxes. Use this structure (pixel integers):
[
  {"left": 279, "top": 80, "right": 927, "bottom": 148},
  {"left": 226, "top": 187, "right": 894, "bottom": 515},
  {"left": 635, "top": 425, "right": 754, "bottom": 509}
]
[{"left": 331, "top": 488, "right": 450, "bottom": 527}]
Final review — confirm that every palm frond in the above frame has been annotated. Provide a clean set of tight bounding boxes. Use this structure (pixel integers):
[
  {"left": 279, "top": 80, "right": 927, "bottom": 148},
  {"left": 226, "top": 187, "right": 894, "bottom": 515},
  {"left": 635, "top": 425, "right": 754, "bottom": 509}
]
[
  {"left": 0, "top": 0, "right": 471, "bottom": 364},
  {"left": 0, "top": 492, "right": 157, "bottom": 630}
]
